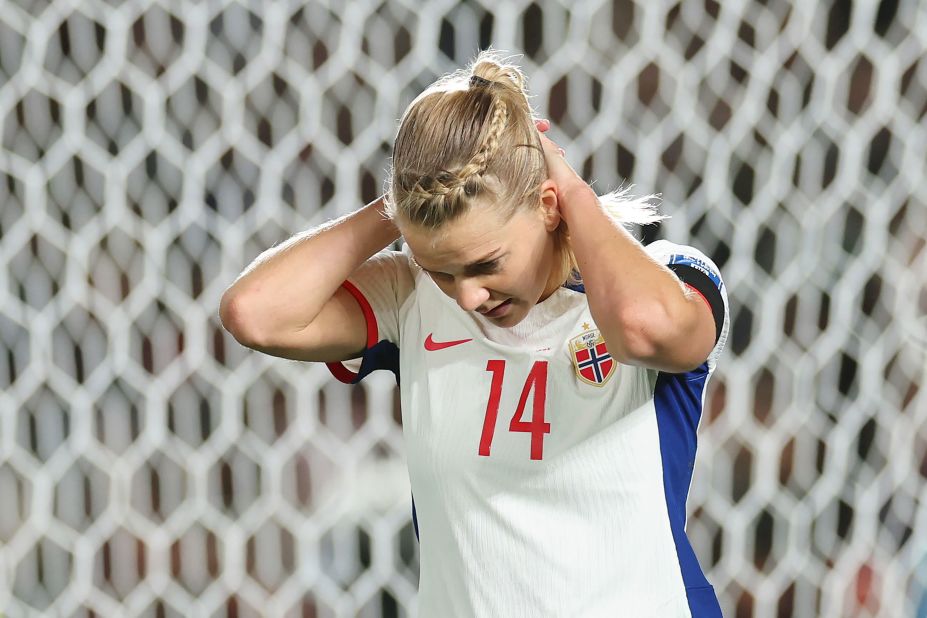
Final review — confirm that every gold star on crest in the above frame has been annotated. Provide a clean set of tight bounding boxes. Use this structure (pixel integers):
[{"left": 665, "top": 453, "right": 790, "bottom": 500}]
[{"left": 582, "top": 322, "right": 591, "bottom": 331}]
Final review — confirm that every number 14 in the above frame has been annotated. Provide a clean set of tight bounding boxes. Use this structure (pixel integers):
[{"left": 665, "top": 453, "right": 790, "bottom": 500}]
[{"left": 479, "top": 360, "right": 550, "bottom": 460}]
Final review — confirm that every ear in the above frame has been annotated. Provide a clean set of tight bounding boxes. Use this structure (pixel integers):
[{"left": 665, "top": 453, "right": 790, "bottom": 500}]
[{"left": 538, "top": 179, "right": 561, "bottom": 232}]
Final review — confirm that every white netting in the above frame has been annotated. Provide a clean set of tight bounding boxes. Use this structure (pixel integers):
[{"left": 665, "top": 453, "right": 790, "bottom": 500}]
[{"left": 0, "top": 0, "right": 925, "bottom": 616}]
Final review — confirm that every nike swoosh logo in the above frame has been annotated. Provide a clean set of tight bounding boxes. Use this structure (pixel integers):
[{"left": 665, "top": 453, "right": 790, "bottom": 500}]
[{"left": 424, "top": 334, "right": 473, "bottom": 351}]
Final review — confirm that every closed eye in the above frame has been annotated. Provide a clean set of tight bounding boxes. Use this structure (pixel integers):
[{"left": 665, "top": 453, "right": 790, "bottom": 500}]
[
  {"left": 414, "top": 254, "right": 505, "bottom": 279},
  {"left": 467, "top": 260, "right": 501, "bottom": 275}
]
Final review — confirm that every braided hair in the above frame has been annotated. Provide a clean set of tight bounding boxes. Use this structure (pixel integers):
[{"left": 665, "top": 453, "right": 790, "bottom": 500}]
[
  {"left": 385, "top": 49, "right": 663, "bottom": 285},
  {"left": 385, "top": 50, "right": 545, "bottom": 231}
]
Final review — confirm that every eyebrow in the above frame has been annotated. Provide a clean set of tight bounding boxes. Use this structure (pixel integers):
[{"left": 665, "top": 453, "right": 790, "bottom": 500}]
[
  {"left": 465, "top": 249, "right": 503, "bottom": 267},
  {"left": 414, "top": 248, "right": 505, "bottom": 272}
]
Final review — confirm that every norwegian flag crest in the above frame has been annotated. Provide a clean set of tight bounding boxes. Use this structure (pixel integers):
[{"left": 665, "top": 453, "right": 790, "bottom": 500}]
[{"left": 569, "top": 328, "right": 616, "bottom": 386}]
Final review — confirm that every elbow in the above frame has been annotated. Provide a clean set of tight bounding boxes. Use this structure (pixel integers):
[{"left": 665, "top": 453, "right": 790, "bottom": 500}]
[
  {"left": 219, "top": 289, "right": 263, "bottom": 348},
  {"left": 608, "top": 303, "right": 707, "bottom": 373},
  {"left": 611, "top": 308, "right": 662, "bottom": 364}
]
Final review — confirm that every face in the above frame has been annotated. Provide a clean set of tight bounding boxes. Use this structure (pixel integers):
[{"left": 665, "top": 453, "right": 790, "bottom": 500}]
[{"left": 399, "top": 191, "right": 561, "bottom": 328}]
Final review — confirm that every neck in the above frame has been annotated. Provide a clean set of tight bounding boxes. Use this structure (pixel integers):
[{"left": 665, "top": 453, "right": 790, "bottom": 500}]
[
  {"left": 538, "top": 268, "right": 564, "bottom": 303},
  {"left": 537, "top": 230, "right": 573, "bottom": 303}
]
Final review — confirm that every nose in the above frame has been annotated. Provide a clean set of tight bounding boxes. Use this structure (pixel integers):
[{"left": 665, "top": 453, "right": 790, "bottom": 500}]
[{"left": 454, "top": 278, "right": 490, "bottom": 312}]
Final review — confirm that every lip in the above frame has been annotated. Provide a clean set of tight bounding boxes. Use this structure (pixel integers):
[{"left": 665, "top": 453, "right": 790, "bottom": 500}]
[{"left": 481, "top": 298, "right": 513, "bottom": 318}]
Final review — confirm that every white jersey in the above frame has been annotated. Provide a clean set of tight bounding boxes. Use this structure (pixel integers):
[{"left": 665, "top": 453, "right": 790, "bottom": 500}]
[{"left": 328, "top": 240, "right": 729, "bottom": 617}]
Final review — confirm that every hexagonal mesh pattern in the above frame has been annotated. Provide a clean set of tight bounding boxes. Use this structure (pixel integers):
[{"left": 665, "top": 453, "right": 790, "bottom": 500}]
[{"left": 0, "top": 1, "right": 925, "bottom": 617}]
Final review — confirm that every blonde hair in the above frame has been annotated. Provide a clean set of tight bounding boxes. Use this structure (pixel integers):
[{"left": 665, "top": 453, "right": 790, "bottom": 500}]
[{"left": 384, "top": 49, "right": 664, "bottom": 286}]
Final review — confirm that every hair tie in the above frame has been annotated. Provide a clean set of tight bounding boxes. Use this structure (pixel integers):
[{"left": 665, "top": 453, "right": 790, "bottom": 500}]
[{"left": 469, "top": 75, "right": 493, "bottom": 88}]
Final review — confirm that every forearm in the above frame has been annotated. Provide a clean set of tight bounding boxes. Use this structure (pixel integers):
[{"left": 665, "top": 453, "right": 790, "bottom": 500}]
[
  {"left": 561, "top": 184, "right": 707, "bottom": 370},
  {"left": 220, "top": 196, "right": 399, "bottom": 339}
]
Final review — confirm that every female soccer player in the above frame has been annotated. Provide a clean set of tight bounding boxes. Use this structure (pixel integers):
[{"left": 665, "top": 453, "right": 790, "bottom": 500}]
[{"left": 220, "top": 50, "right": 729, "bottom": 617}]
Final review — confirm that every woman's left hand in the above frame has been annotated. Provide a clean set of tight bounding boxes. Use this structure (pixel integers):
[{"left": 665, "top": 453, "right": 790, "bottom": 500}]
[{"left": 534, "top": 119, "right": 589, "bottom": 199}]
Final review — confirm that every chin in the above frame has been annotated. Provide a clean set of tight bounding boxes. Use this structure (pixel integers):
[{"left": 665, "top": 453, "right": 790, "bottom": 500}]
[
  {"left": 492, "top": 315, "right": 517, "bottom": 327},
  {"left": 491, "top": 305, "right": 527, "bottom": 328}
]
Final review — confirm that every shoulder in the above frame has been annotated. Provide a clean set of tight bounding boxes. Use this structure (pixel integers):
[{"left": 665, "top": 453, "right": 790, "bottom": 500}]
[
  {"left": 646, "top": 240, "right": 724, "bottom": 294},
  {"left": 646, "top": 239, "right": 729, "bottom": 363},
  {"left": 646, "top": 238, "right": 720, "bottom": 276},
  {"left": 364, "top": 245, "right": 413, "bottom": 269},
  {"left": 367, "top": 243, "right": 423, "bottom": 279},
  {"left": 354, "top": 246, "right": 420, "bottom": 286}
]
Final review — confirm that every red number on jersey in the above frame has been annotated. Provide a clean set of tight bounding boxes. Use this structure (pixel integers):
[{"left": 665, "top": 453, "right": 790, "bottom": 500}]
[
  {"left": 478, "top": 360, "right": 506, "bottom": 457},
  {"left": 509, "top": 361, "right": 550, "bottom": 460},
  {"left": 479, "top": 360, "right": 551, "bottom": 460}
]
